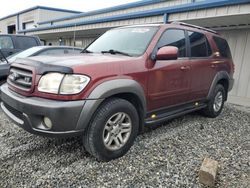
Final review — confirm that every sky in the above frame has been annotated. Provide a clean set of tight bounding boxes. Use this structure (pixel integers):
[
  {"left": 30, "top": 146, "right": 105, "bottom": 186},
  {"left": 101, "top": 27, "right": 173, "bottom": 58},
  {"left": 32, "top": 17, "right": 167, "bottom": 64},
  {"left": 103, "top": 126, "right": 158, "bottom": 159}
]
[{"left": 0, "top": 0, "right": 139, "bottom": 18}]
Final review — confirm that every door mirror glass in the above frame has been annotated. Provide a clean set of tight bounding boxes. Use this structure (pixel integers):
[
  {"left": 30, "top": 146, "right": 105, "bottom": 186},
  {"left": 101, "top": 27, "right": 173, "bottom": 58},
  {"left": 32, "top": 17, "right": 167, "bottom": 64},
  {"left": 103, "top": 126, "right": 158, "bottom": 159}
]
[{"left": 156, "top": 46, "right": 178, "bottom": 60}]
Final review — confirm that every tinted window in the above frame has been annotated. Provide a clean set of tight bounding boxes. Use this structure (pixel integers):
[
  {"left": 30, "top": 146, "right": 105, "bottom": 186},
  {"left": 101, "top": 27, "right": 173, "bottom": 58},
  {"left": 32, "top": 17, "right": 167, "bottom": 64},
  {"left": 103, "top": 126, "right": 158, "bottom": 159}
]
[
  {"left": 16, "top": 36, "right": 38, "bottom": 49},
  {"left": 0, "top": 36, "right": 14, "bottom": 49},
  {"left": 157, "top": 29, "right": 186, "bottom": 57},
  {"left": 213, "top": 36, "right": 232, "bottom": 58},
  {"left": 65, "top": 49, "right": 82, "bottom": 54},
  {"left": 188, "top": 31, "right": 212, "bottom": 57}
]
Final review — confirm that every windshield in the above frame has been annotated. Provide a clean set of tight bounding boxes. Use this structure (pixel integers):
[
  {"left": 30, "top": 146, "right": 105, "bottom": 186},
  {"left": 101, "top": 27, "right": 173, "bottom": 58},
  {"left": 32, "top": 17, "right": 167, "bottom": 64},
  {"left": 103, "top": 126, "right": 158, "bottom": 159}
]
[
  {"left": 7, "top": 47, "right": 41, "bottom": 62},
  {"left": 86, "top": 27, "right": 159, "bottom": 56}
]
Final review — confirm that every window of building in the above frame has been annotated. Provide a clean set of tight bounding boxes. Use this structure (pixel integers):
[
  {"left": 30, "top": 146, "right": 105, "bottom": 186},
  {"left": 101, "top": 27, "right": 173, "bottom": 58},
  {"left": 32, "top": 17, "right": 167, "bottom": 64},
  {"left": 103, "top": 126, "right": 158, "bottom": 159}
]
[
  {"left": 7, "top": 25, "right": 16, "bottom": 34},
  {"left": 157, "top": 29, "right": 187, "bottom": 57},
  {"left": 22, "top": 21, "right": 35, "bottom": 30},
  {"left": 187, "top": 31, "right": 212, "bottom": 57}
]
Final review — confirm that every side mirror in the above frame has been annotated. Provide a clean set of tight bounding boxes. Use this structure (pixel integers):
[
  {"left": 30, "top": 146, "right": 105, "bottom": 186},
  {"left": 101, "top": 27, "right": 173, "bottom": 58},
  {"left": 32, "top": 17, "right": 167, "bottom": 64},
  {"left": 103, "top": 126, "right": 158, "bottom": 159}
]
[{"left": 156, "top": 46, "right": 178, "bottom": 60}]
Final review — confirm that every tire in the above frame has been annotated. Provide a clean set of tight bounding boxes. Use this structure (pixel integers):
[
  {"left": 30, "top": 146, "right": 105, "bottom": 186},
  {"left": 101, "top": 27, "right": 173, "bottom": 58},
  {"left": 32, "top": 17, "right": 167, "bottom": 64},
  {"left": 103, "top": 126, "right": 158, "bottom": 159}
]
[
  {"left": 83, "top": 98, "right": 139, "bottom": 161},
  {"left": 202, "top": 84, "right": 226, "bottom": 118}
]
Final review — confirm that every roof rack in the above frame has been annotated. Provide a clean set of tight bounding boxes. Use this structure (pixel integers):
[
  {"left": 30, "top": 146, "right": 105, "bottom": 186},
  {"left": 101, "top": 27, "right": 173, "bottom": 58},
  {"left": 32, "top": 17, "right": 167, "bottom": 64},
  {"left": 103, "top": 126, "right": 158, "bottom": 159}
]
[{"left": 171, "top": 22, "right": 218, "bottom": 34}]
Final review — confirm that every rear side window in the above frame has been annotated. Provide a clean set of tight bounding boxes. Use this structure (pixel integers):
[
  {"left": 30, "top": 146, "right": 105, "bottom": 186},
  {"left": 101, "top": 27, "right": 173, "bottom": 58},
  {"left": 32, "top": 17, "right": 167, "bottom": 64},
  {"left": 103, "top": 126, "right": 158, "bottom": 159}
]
[
  {"left": 213, "top": 36, "right": 232, "bottom": 58},
  {"left": 157, "top": 29, "right": 187, "bottom": 58},
  {"left": 16, "top": 36, "right": 38, "bottom": 49},
  {"left": 0, "top": 36, "right": 14, "bottom": 49},
  {"left": 39, "top": 48, "right": 82, "bottom": 55},
  {"left": 188, "top": 31, "right": 212, "bottom": 57},
  {"left": 65, "top": 49, "right": 82, "bottom": 54},
  {"left": 38, "top": 49, "right": 67, "bottom": 55}
]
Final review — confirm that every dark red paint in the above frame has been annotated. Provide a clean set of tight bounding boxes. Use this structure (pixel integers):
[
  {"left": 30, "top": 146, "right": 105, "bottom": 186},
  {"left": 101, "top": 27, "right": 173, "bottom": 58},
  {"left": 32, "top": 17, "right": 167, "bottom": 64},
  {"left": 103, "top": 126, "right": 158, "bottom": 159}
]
[{"left": 8, "top": 24, "right": 234, "bottom": 112}]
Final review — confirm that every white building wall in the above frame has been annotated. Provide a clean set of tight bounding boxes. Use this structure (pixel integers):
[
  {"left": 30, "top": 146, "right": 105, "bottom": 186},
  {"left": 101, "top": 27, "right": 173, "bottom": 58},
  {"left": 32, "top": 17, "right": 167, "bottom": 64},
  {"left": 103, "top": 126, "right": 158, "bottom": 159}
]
[
  {"left": 0, "top": 16, "right": 16, "bottom": 33},
  {"left": 41, "top": 0, "right": 191, "bottom": 26},
  {"left": 168, "top": 4, "right": 250, "bottom": 26},
  {"left": 0, "top": 8, "right": 80, "bottom": 33},
  {"left": 220, "top": 29, "right": 250, "bottom": 106},
  {"left": 18, "top": 10, "right": 39, "bottom": 30},
  {"left": 38, "top": 9, "right": 79, "bottom": 23}
]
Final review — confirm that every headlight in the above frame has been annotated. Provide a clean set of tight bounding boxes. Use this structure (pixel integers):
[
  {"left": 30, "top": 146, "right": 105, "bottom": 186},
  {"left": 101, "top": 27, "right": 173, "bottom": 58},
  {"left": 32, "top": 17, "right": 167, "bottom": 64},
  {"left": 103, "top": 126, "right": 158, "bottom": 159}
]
[
  {"left": 38, "top": 73, "right": 64, "bottom": 94},
  {"left": 59, "top": 74, "right": 90, "bottom": 94},
  {"left": 38, "top": 73, "right": 90, "bottom": 95}
]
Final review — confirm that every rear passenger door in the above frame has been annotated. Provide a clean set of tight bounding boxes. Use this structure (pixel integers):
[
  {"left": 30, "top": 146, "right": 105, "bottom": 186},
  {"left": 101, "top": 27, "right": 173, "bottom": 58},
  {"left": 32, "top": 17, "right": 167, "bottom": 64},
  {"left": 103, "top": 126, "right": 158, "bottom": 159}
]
[
  {"left": 187, "top": 31, "right": 216, "bottom": 101},
  {"left": 15, "top": 36, "right": 40, "bottom": 50}
]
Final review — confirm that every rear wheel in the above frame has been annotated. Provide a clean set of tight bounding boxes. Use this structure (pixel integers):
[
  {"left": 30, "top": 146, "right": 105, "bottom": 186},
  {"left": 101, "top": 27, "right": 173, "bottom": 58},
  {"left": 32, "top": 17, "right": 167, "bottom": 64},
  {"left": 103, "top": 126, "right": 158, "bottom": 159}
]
[
  {"left": 202, "top": 84, "right": 226, "bottom": 118},
  {"left": 83, "top": 98, "right": 139, "bottom": 161}
]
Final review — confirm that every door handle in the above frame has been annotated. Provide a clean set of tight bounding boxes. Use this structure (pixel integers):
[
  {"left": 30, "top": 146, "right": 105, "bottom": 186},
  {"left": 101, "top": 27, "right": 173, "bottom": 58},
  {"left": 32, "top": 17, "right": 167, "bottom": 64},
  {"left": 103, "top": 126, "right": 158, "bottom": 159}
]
[{"left": 180, "top": 66, "right": 190, "bottom": 70}]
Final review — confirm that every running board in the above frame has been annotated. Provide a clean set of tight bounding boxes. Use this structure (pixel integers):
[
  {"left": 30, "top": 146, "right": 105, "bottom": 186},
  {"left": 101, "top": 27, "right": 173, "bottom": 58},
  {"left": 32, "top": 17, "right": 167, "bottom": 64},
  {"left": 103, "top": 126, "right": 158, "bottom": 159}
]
[{"left": 145, "top": 103, "right": 207, "bottom": 126}]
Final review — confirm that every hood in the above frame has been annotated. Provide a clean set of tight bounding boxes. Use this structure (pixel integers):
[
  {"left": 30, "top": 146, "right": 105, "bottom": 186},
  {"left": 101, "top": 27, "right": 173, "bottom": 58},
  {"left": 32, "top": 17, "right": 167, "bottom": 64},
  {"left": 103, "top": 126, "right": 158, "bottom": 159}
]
[{"left": 11, "top": 53, "right": 134, "bottom": 74}]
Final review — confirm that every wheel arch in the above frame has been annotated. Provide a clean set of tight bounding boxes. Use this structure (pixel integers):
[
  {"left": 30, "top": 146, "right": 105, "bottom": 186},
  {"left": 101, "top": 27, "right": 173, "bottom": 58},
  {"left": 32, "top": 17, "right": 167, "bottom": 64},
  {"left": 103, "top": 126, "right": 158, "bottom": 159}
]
[
  {"left": 76, "top": 79, "right": 147, "bottom": 133},
  {"left": 207, "top": 71, "right": 230, "bottom": 101}
]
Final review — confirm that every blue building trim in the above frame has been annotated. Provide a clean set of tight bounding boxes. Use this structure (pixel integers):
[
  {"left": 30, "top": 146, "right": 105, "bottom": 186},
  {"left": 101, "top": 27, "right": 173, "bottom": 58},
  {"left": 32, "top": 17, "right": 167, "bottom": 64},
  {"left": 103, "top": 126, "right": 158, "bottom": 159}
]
[
  {"left": 19, "top": 0, "right": 250, "bottom": 33},
  {"left": 37, "top": 0, "right": 163, "bottom": 25},
  {"left": 0, "top": 6, "right": 82, "bottom": 21}
]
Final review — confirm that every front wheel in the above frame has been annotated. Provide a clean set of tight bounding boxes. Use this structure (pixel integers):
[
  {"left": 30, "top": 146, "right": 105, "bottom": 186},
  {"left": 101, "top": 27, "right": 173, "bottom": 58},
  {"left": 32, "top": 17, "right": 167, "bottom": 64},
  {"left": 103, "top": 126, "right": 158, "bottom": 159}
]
[
  {"left": 83, "top": 98, "right": 139, "bottom": 161},
  {"left": 202, "top": 84, "right": 226, "bottom": 118}
]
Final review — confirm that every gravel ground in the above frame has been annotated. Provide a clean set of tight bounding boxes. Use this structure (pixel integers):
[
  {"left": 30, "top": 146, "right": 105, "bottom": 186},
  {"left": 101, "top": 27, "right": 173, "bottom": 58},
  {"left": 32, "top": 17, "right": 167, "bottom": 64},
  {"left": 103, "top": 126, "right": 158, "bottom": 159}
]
[{"left": 0, "top": 104, "right": 249, "bottom": 188}]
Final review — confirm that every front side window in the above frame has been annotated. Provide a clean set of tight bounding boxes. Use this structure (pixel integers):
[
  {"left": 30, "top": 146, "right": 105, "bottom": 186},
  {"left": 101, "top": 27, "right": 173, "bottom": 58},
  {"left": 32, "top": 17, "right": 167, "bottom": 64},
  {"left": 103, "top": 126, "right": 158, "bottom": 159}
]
[
  {"left": 188, "top": 31, "right": 212, "bottom": 57},
  {"left": 39, "top": 49, "right": 67, "bottom": 56},
  {"left": 65, "top": 49, "right": 82, "bottom": 54},
  {"left": 86, "top": 27, "right": 159, "bottom": 56},
  {"left": 0, "top": 36, "right": 14, "bottom": 49},
  {"left": 157, "top": 29, "right": 187, "bottom": 58}
]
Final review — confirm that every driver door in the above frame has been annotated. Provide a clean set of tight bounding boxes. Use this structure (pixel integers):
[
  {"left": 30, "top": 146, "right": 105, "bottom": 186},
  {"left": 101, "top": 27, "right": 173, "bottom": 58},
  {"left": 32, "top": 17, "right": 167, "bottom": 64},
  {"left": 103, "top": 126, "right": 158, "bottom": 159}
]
[{"left": 148, "top": 29, "right": 191, "bottom": 111}]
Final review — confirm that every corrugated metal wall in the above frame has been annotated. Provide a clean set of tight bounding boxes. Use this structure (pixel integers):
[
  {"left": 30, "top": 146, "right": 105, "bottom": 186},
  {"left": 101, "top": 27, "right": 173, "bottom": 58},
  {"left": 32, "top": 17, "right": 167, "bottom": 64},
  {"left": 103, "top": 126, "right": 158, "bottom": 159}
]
[
  {"left": 0, "top": 16, "right": 16, "bottom": 33},
  {"left": 220, "top": 29, "right": 250, "bottom": 105},
  {"left": 41, "top": 0, "right": 191, "bottom": 27}
]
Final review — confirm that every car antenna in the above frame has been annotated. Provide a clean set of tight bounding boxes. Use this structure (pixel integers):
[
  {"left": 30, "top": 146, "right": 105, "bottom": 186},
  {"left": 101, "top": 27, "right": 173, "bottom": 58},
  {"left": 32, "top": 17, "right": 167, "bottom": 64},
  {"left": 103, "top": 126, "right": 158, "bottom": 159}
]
[{"left": 0, "top": 49, "right": 9, "bottom": 64}]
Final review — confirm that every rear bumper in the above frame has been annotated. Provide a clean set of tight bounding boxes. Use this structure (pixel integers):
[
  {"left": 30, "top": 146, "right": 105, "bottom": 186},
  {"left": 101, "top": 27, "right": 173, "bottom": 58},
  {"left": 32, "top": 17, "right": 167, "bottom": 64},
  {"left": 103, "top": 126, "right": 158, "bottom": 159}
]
[{"left": 0, "top": 84, "right": 103, "bottom": 137}]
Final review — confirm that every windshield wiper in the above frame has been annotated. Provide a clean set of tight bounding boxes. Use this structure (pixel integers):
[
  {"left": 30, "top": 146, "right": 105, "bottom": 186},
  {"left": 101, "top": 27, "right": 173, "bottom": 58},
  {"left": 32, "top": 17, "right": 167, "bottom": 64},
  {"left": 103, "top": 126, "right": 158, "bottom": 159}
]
[
  {"left": 101, "top": 49, "right": 131, "bottom": 57},
  {"left": 81, "top": 49, "right": 93, "bottom": 53}
]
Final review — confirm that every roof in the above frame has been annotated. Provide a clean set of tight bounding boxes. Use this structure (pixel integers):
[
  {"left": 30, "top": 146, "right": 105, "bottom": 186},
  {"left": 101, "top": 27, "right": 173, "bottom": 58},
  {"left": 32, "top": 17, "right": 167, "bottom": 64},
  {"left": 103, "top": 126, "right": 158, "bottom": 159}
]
[
  {"left": 18, "top": 0, "right": 250, "bottom": 34},
  {"left": 0, "top": 6, "right": 82, "bottom": 21},
  {"left": 37, "top": 0, "right": 162, "bottom": 25}
]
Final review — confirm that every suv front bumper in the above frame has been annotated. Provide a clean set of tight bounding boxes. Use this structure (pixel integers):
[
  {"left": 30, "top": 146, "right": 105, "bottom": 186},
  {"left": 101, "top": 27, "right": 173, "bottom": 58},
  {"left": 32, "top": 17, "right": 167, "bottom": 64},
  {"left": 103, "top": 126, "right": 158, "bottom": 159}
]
[{"left": 0, "top": 84, "right": 103, "bottom": 137}]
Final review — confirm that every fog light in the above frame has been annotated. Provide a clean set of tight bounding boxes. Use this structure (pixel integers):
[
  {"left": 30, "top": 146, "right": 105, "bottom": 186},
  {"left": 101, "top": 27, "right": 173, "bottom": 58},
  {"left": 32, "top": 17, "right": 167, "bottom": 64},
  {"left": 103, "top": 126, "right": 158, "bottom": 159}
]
[{"left": 43, "top": 117, "right": 52, "bottom": 129}]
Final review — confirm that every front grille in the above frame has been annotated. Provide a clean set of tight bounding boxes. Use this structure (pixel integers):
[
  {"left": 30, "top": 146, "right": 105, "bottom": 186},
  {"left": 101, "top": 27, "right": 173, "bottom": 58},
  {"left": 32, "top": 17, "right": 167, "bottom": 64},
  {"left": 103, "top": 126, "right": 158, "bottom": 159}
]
[{"left": 8, "top": 67, "right": 33, "bottom": 91}]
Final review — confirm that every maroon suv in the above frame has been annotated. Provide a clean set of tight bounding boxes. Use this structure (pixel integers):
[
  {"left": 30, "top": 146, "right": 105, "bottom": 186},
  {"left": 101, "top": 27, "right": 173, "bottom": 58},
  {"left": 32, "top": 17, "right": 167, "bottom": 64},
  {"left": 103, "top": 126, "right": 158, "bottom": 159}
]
[{"left": 0, "top": 22, "right": 234, "bottom": 161}]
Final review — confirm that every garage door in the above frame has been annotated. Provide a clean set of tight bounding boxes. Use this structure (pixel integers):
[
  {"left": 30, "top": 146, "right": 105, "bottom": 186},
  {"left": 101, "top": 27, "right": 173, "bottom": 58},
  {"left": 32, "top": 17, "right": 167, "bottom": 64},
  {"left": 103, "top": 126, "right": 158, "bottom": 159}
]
[{"left": 220, "top": 29, "right": 250, "bottom": 106}]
